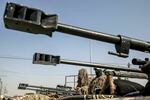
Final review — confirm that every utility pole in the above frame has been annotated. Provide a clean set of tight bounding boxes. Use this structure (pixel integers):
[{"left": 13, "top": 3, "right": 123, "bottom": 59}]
[
  {"left": 0, "top": 75, "right": 7, "bottom": 97},
  {"left": 0, "top": 78, "right": 2, "bottom": 96},
  {"left": 89, "top": 40, "right": 93, "bottom": 75},
  {"left": 3, "top": 87, "right": 8, "bottom": 96}
]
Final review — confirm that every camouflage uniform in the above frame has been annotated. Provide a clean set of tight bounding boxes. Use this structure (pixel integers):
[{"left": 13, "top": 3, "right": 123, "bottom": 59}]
[
  {"left": 12, "top": 94, "right": 58, "bottom": 100},
  {"left": 76, "top": 68, "right": 89, "bottom": 95}
]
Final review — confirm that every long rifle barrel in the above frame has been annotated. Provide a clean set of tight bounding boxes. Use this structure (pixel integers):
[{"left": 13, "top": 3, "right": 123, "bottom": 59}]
[
  {"left": 18, "top": 83, "right": 75, "bottom": 95},
  {"left": 33, "top": 53, "right": 142, "bottom": 73},
  {"left": 112, "top": 71, "right": 148, "bottom": 79},
  {"left": 60, "top": 59, "right": 141, "bottom": 73},
  {"left": 57, "top": 23, "right": 150, "bottom": 54},
  {"left": 3, "top": 2, "right": 150, "bottom": 57},
  {"left": 57, "top": 23, "right": 119, "bottom": 44},
  {"left": 32, "top": 53, "right": 148, "bottom": 79}
]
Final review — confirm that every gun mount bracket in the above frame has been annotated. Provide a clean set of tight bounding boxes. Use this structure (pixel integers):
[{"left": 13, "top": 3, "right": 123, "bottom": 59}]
[
  {"left": 33, "top": 53, "right": 60, "bottom": 65},
  {"left": 109, "top": 35, "right": 130, "bottom": 58}
]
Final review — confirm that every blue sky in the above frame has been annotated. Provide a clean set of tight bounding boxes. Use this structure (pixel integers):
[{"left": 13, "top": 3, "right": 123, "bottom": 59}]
[{"left": 0, "top": 0, "right": 150, "bottom": 96}]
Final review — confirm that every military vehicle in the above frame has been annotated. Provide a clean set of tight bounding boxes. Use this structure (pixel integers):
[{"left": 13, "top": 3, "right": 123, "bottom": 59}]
[{"left": 3, "top": 2, "right": 150, "bottom": 100}]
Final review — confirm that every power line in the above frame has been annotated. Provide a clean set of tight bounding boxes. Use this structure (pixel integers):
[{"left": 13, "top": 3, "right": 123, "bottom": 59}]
[
  {"left": 0, "top": 56, "right": 32, "bottom": 60},
  {"left": 0, "top": 55, "right": 131, "bottom": 66}
]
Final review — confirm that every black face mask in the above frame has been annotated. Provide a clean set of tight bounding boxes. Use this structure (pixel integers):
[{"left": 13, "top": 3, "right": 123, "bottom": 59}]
[{"left": 94, "top": 68, "right": 103, "bottom": 78}]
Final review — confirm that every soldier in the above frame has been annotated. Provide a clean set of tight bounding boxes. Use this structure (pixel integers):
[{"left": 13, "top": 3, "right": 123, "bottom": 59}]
[
  {"left": 76, "top": 68, "right": 89, "bottom": 95},
  {"left": 88, "top": 68, "right": 115, "bottom": 95},
  {"left": 89, "top": 68, "right": 144, "bottom": 96}
]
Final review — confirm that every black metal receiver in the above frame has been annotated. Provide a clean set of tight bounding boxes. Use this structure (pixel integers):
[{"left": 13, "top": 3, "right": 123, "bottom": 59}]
[{"left": 3, "top": 2, "right": 150, "bottom": 58}]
